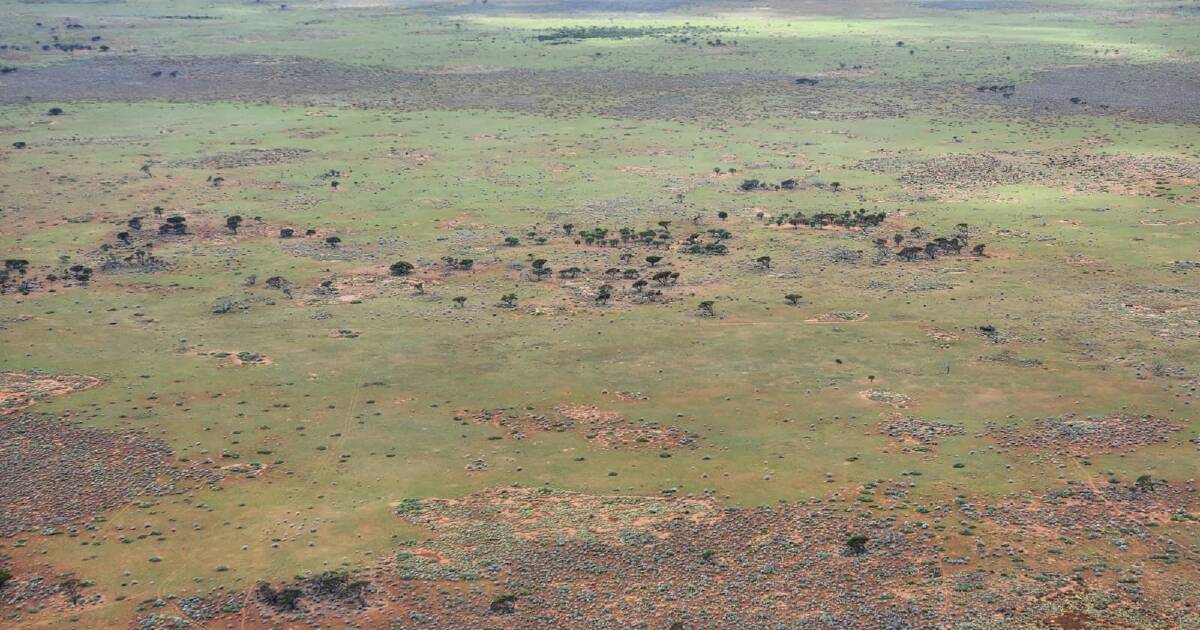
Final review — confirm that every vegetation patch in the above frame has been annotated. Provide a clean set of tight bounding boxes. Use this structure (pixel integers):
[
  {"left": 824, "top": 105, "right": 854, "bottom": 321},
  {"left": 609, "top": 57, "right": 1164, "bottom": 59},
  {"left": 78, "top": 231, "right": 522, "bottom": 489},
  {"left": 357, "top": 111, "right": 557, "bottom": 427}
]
[
  {"left": 987, "top": 415, "right": 1182, "bottom": 454},
  {"left": 464, "top": 405, "right": 699, "bottom": 449},
  {"left": 0, "top": 413, "right": 216, "bottom": 536},
  {"left": 878, "top": 415, "right": 965, "bottom": 446}
]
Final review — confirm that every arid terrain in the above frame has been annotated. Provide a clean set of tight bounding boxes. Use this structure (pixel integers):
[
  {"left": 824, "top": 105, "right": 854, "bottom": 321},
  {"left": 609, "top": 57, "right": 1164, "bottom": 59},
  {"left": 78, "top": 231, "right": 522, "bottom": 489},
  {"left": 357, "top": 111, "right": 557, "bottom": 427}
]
[{"left": 0, "top": 0, "right": 1197, "bottom": 628}]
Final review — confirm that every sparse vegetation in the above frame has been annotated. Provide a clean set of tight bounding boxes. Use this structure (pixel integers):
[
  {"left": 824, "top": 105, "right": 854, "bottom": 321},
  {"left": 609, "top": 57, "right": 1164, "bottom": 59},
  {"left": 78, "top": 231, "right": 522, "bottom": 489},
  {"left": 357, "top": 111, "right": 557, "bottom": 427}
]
[{"left": 0, "top": 1, "right": 1193, "bottom": 628}]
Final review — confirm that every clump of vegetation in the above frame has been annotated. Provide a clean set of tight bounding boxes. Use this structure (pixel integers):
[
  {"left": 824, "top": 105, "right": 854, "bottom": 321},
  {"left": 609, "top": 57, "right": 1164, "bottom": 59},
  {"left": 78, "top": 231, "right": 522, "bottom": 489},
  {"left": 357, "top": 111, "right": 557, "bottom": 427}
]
[
  {"left": 845, "top": 535, "right": 869, "bottom": 556},
  {"left": 490, "top": 594, "right": 517, "bottom": 614},
  {"left": 441, "top": 257, "right": 474, "bottom": 270},
  {"left": 308, "top": 570, "right": 369, "bottom": 605},
  {"left": 158, "top": 215, "right": 188, "bottom": 236},
  {"left": 256, "top": 582, "right": 303, "bottom": 611},
  {"left": 769, "top": 208, "right": 885, "bottom": 229}
]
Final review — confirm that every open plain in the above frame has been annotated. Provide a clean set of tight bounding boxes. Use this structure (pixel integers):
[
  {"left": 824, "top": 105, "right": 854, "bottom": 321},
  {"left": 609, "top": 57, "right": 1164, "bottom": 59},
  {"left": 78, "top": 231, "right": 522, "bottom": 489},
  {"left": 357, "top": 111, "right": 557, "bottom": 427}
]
[{"left": 0, "top": 0, "right": 1197, "bottom": 627}]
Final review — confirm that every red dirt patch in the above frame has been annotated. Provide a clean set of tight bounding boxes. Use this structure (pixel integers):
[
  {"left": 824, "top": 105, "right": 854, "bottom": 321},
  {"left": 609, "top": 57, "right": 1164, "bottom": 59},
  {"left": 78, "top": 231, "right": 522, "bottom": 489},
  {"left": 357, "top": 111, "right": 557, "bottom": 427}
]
[{"left": 0, "top": 370, "right": 102, "bottom": 416}]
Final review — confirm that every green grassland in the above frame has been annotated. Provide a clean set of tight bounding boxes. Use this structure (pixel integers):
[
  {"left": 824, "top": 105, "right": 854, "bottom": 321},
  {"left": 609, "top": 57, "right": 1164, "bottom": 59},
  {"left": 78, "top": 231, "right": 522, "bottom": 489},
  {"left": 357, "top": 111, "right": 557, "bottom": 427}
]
[{"left": 0, "top": 0, "right": 1197, "bottom": 627}]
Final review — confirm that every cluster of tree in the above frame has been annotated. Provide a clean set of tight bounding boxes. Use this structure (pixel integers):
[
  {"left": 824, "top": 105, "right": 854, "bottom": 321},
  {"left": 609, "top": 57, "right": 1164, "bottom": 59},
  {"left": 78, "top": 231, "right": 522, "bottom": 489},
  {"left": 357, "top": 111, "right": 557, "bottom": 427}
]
[
  {"left": 0, "top": 259, "right": 94, "bottom": 294},
  {"left": 98, "top": 247, "right": 166, "bottom": 273},
  {"left": 682, "top": 241, "right": 728, "bottom": 255},
  {"left": 1133, "top": 474, "right": 1163, "bottom": 495},
  {"left": 503, "top": 229, "right": 552, "bottom": 247},
  {"left": 441, "top": 256, "right": 474, "bottom": 270},
  {"left": 529, "top": 258, "right": 552, "bottom": 280},
  {"left": 265, "top": 276, "right": 293, "bottom": 298},
  {"left": 882, "top": 224, "right": 986, "bottom": 262},
  {"left": 581, "top": 227, "right": 651, "bottom": 247},
  {"left": 307, "top": 570, "right": 369, "bottom": 606},
  {"left": 845, "top": 535, "right": 869, "bottom": 556},
  {"left": 681, "top": 228, "right": 732, "bottom": 256},
  {"left": 279, "top": 227, "right": 317, "bottom": 238},
  {"left": 59, "top": 578, "right": 84, "bottom": 605},
  {"left": 504, "top": 254, "right": 686, "bottom": 307},
  {"left": 0, "top": 259, "right": 32, "bottom": 294},
  {"left": 768, "top": 208, "right": 885, "bottom": 229},
  {"left": 603, "top": 267, "right": 643, "bottom": 279},
  {"left": 651, "top": 270, "right": 680, "bottom": 285},
  {"left": 490, "top": 594, "right": 517, "bottom": 614},
  {"left": 157, "top": 215, "right": 187, "bottom": 236},
  {"left": 526, "top": 258, "right": 584, "bottom": 281},
  {"left": 389, "top": 261, "right": 414, "bottom": 276},
  {"left": 14, "top": 258, "right": 92, "bottom": 286},
  {"left": 567, "top": 222, "right": 676, "bottom": 248},
  {"left": 739, "top": 178, "right": 800, "bottom": 192},
  {"left": 59, "top": 265, "right": 93, "bottom": 284},
  {"left": 256, "top": 582, "right": 303, "bottom": 612},
  {"left": 594, "top": 284, "right": 613, "bottom": 305}
]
